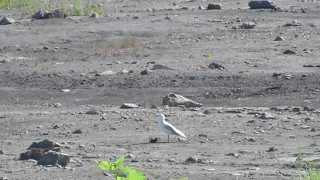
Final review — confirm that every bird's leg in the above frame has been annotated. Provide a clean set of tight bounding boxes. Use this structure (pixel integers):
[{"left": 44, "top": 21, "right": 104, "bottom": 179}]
[{"left": 168, "top": 135, "right": 169, "bottom": 143}]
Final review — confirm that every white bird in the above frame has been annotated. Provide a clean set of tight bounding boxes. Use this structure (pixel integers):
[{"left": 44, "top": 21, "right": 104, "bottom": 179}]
[{"left": 156, "top": 113, "right": 187, "bottom": 142}]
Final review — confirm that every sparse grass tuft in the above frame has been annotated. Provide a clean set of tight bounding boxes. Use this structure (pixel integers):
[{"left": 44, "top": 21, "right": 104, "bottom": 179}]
[
  {"left": 0, "top": 0, "right": 104, "bottom": 16},
  {"left": 0, "top": 0, "right": 31, "bottom": 9},
  {"left": 73, "top": 0, "right": 83, "bottom": 16},
  {"left": 302, "top": 169, "right": 320, "bottom": 180}
]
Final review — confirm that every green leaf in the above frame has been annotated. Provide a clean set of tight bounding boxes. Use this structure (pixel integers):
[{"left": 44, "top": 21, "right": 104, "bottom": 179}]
[
  {"left": 116, "top": 177, "right": 126, "bottom": 180},
  {"left": 123, "top": 166, "right": 147, "bottom": 180},
  {"left": 116, "top": 156, "right": 125, "bottom": 165},
  {"left": 97, "top": 160, "right": 113, "bottom": 170}
]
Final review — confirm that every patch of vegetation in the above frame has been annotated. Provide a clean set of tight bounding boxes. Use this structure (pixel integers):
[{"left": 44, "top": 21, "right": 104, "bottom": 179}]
[
  {"left": 302, "top": 169, "right": 320, "bottom": 180},
  {"left": 0, "top": 0, "right": 30, "bottom": 9},
  {"left": 285, "top": 150, "right": 320, "bottom": 180},
  {"left": 97, "top": 156, "right": 147, "bottom": 180},
  {"left": 0, "top": 0, "right": 104, "bottom": 16}
]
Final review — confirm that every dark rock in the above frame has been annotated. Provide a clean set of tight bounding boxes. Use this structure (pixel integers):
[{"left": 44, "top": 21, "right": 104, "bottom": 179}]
[
  {"left": 283, "top": 49, "right": 296, "bottom": 55},
  {"left": 149, "top": 137, "right": 159, "bottom": 143},
  {"left": 266, "top": 146, "right": 277, "bottom": 152},
  {"left": 28, "top": 139, "right": 57, "bottom": 149},
  {"left": 0, "top": 16, "right": 15, "bottom": 25},
  {"left": 303, "top": 106, "right": 314, "bottom": 112},
  {"left": 163, "top": 93, "right": 203, "bottom": 108},
  {"left": 120, "top": 103, "right": 139, "bottom": 109},
  {"left": 208, "top": 61, "right": 225, "bottom": 70},
  {"left": 206, "top": 3, "right": 222, "bottom": 10},
  {"left": 274, "top": 36, "right": 284, "bottom": 41},
  {"left": 203, "top": 109, "right": 213, "bottom": 115},
  {"left": 37, "top": 151, "right": 70, "bottom": 167},
  {"left": 89, "top": 13, "right": 99, "bottom": 18},
  {"left": 140, "top": 69, "right": 152, "bottom": 75},
  {"left": 20, "top": 147, "right": 60, "bottom": 161},
  {"left": 33, "top": 8, "right": 67, "bottom": 19},
  {"left": 248, "top": 0, "right": 276, "bottom": 9},
  {"left": 184, "top": 157, "right": 198, "bottom": 164},
  {"left": 72, "top": 129, "right": 82, "bottom": 134}
]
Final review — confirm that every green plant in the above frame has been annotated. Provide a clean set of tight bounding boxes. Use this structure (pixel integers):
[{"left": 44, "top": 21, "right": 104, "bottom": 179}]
[
  {"left": 175, "top": 178, "right": 188, "bottom": 180},
  {"left": 72, "top": 0, "right": 83, "bottom": 15},
  {"left": 97, "top": 156, "right": 147, "bottom": 180},
  {"left": 302, "top": 169, "right": 320, "bottom": 180}
]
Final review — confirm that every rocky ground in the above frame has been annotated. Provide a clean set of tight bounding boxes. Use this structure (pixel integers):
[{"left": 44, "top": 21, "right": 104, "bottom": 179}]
[{"left": 1, "top": 0, "right": 320, "bottom": 179}]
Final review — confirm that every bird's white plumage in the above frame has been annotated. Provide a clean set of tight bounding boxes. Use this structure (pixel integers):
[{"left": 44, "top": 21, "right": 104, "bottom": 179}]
[{"left": 156, "top": 113, "right": 187, "bottom": 139}]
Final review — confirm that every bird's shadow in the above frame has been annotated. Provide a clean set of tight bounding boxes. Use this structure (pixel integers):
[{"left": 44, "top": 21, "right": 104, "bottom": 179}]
[{"left": 130, "top": 137, "right": 188, "bottom": 146}]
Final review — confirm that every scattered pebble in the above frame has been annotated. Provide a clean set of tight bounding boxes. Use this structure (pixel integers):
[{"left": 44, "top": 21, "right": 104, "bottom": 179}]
[
  {"left": 274, "top": 35, "right": 284, "bottom": 41},
  {"left": 72, "top": 129, "right": 82, "bottom": 134},
  {"left": 120, "top": 103, "right": 139, "bottom": 109},
  {"left": 206, "top": 3, "right": 222, "bottom": 10}
]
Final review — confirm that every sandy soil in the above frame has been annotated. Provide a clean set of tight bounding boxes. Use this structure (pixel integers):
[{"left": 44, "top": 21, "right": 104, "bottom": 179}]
[{"left": 1, "top": 0, "right": 320, "bottom": 179}]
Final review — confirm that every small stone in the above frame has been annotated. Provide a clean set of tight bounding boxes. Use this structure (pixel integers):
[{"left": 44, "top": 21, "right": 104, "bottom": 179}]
[
  {"left": 96, "top": 70, "right": 116, "bottom": 76},
  {"left": 208, "top": 61, "right": 225, "bottom": 70},
  {"left": 226, "top": 152, "right": 239, "bottom": 158},
  {"left": 184, "top": 157, "right": 198, "bottom": 164},
  {"left": 203, "top": 109, "right": 212, "bottom": 115},
  {"left": 266, "top": 146, "right": 277, "bottom": 152},
  {"left": 0, "top": 176, "right": 9, "bottom": 180},
  {"left": 284, "top": 74, "right": 291, "bottom": 80},
  {"left": 283, "top": 49, "right": 296, "bottom": 55},
  {"left": 151, "top": 64, "right": 172, "bottom": 70},
  {"left": 168, "top": 158, "right": 176, "bottom": 162},
  {"left": 72, "top": 129, "right": 82, "bottom": 134},
  {"left": 86, "top": 108, "right": 100, "bottom": 115},
  {"left": 0, "top": 16, "right": 15, "bottom": 25},
  {"left": 303, "top": 106, "right": 314, "bottom": 112},
  {"left": 206, "top": 3, "right": 222, "bottom": 10},
  {"left": 89, "top": 13, "right": 99, "bottom": 18},
  {"left": 198, "top": 134, "right": 208, "bottom": 137},
  {"left": 0, "top": 56, "right": 9, "bottom": 63},
  {"left": 163, "top": 93, "right": 202, "bottom": 108},
  {"left": 292, "top": 107, "right": 301, "bottom": 112},
  {"left": 120, "top": 103, "right": 139, "bottom": 109},
  {"left": 198, "top": 6, "right": 204, "bottom": 10},
  {"left": 60, "top": 89, "right": 70, "bottom": 93},
  {"left": 240, "top": 22, "right": 256, "bottom": 29},
  {"left": 259, "top": 112, "right": 275, "bottom": 120},
  {"left": 274, "top": 35, "right": 284, "bottom": 41},
  {"left": 0, "top": 150, "right": 3, "bottom": 154},
  {"left": 121, "top": 70, "right": 129, "bottom": 74},
  {"left": 140, "top": 69, "right": 152, "bottom": 75},
  {"left": 126, "top": 154, "right": 135, "bottom": 159}
]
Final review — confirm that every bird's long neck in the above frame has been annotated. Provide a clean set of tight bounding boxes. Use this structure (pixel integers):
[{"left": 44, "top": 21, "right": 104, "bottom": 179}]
[{"left": 157, "top": 116, "right": 165, "bottom": 125}]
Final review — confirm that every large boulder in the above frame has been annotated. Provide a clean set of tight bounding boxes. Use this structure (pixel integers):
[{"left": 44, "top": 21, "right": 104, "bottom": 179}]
[
  {"left": 163, "top": 93, "right": 203, "bottom": 108},
  {"left": 19, "top": 139, "right": 70, "bottom": 167},
  {"left": 248, "top": 0, "right": 276, "bottom": 9},
  {"left": 37, "top": 151, "right": 70, "bottom": 167}
]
